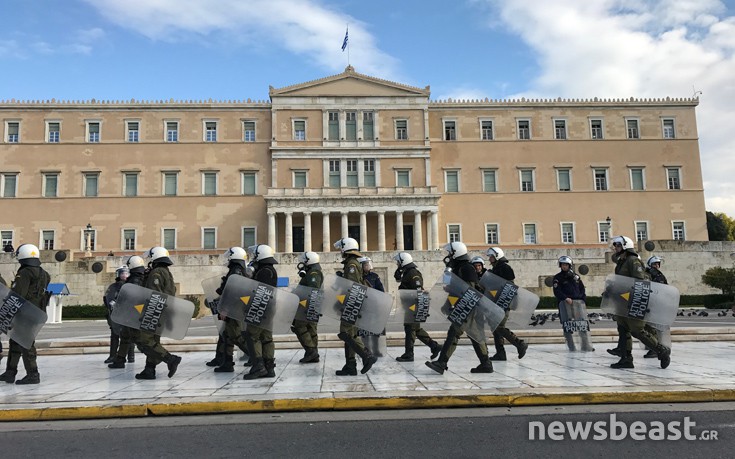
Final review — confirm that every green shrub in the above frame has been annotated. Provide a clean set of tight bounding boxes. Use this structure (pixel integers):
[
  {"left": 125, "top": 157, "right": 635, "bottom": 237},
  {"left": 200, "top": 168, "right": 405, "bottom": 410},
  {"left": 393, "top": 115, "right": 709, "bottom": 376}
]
[
  {"left": 62, "top": 304, "right": 107, "bottom": 319},
  {"left": 184, "top": 294, "right": 201, "bottom": 318}
]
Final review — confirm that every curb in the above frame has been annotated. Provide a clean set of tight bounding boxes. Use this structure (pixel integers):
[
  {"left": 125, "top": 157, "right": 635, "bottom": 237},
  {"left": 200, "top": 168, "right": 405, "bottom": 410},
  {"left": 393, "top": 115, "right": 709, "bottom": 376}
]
[{"left": 2, "top": 388, "right": 734, "bottom": 422}]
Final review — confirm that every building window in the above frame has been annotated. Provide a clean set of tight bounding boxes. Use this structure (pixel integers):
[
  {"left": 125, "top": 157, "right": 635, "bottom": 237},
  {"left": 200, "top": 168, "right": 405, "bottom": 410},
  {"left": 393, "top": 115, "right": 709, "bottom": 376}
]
[
  {"left": 242, "top": 227, "right": 256, "bottom": 248},
  {"left": 635, "top": 221, "right": 649, "bottom": 241},
  {"left": 662, "top": 118, "right": 675, "bottom": 139},
  {"left": 243, "top": 121, "right": 256, "bottom": 142},
  {"left": 345, "top": 112, "right": 357, "bottom": 140},
  {"left": 202, "top": 172, "right": 218, "bottom": 196},
  {"left": 557, "top": 169, "right": 571, "bottom": 191},
  {"left": 590, "top": 119, "right": 604, "bottom": 139},
  {"left": 329, "top": 160, "right": 341, "bottom": 187},
  {"left": 482, "top": 170, "right": 497, "bottom": 192},
  {"left": 363, "top": 112, "right": 374, "bottom": 140},
  {"left": 41, "top": 230, "right": 55, "bottom": 250},
  {"left": 396, "top": 169, "right": 410, "bottom": 187},
  {"left": 443, "top": 120, "right": 456, "bottom": 141},
  {"left": 447, "top": 224, "right": 461, "bottom": 243},
  {"left": 561, "top": 222, "right": 575, "bottom": 243},
  {"left": 1, "top": 230, "right": 13, "bottom": 250},
  {"left": 47, "top": 122, "right": 60, "bottom": 143},
  {"left": 84, "top": 173, "right": 99, "bottom": 197},
  {"left": 481, "top": 120, "right": 494, "bottom": 140},
  {"left": 166, "top": 121, "right": 179, "bottom": 142},
  {"left": 485, "top": 223, "right": 499, "bottom": 245},
  {"left": 123, "top": 172, "right": 138, "bottom": 197},
  {"left": 293, "top": 170, "right": 307, "bottom": 188},
  {"left": 5, "top": 121, "right": 20, "bottom": 143},
  {"left": 672, "top": 221, "right": 686, "bottom": 241},
  {"left": 523, "top": 223, "right": 537, "bottom": 244},
  {"left": 346, "top": 160, "right": 358, "bottom": 187},
  {"left": 204, "top": 121, "right": 217, "bottom": 142},
  {"left": 126, "top": 121, "right": 140, "bottom": 143},
  {"left": 202, "top": 228, "right": 217, "bottom": 249},
  {"left": 163, "top": 172, "right": 178, "bottom": 196},
  {"left": 87, "top": 121, "right": 100, "bottom": 143},
  {"left": 594, "top": 168, "right": 608, "bottom": 191},
  {"left": 242, "top": 172, "right": 257, "bottom": 195},
  {"left": 517, "top": 119, "right": 531, "bottom": 140},
  {"left": 363, "top": 160, "right": 375, "bottom": 187},
  {"left": 327, "top": 112, "right": 339, "bottom": 140},
  {"left": 554, "top": 119, "right": 567, "bottom": 140},
  {"left": 1, "top": 173, "right": 17, "bottom": 198},
  {"left": 598, "top": 222, "right": 611, "bottom": 243},
  {"left": 667, "top": 168, "right": 681, "bottom": 190},
  {"left": 293, "top": 120, "right": 306, "bottom": 141},
  {"left": 162, "top": 228, "right": 176, "bottom": 250},
  {"left": 395, "top": 119, "right": 407, "bottom": 140},
  {"left": 520, "top": 169, "right": 535, "bottom": 192},
  {"left": 44, "top": 173, "right": 59, "bottom": 198},
  {"left": 445, "top": 170, "right": 460, "bottom": 193},
  {"left": 123, "top": 229, "right": 136, "bottom": 251},
  {"left": 626, "top": 119, "right": 640, "bottom": 139},
  {"left": 630, "top": 168, "right": 645, "bottom": 190}
]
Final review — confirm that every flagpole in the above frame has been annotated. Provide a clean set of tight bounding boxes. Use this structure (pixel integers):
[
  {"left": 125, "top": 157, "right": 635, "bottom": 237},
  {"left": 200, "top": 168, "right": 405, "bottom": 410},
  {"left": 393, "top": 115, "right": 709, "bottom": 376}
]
[{"left": 347, "top": 25, "right": 350, "bottom": 66}]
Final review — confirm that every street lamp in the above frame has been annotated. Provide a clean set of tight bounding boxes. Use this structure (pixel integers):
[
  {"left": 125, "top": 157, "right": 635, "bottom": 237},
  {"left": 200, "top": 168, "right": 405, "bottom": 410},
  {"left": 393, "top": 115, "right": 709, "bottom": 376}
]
[
  {"left": 84, "top": 223, "right": 94, "bottom": 257},
  {"left": 606, "top": 216, "right": 612, "bottom": 241}
]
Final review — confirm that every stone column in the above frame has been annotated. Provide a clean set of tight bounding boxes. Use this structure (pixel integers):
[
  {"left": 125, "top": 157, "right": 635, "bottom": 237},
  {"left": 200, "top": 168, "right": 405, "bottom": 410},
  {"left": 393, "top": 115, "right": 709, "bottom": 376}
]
[
  {"left": 303, "top": 212, "right": 312, "bottom": 252},
  {"left": 414, "top": 212, "right": 423, "bottom": 251},
  {"left": 396, "top": 211, "right": 404, "bottom": 251},
  {"left": 427, "top": 215, "right": 433, "bottom": 250},
  {"left": 284, "top": 212, "right": 293, "bottom": 253},
  {"left": 341, "top": 211, "right": 349, "bottom": 238},
  {"left": 359, "top": 211, "right": 368, "bottom": 251},
  {"left": 322, "top": 212, "right": 331, "bottom": 252},
  {"left": 268, "top": 212, "right": 277, "bottom": 250},
  {"left": 431, "top": 211, "right": 439, "bottom": 250},
  {"left": 377, "top": 211, "right": 386, "bottom": 252}
]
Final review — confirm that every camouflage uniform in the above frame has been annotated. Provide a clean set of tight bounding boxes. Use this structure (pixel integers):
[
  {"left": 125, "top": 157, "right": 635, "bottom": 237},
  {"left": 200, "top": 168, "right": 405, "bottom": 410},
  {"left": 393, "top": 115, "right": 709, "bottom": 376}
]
[
  {"left": 109, "top": 269, "right": 144, "bottom": 367},
  {"left": 243, "top": 263, "right": 278, "bottom": 379},
  {"left": 488, "top": 258, "right": 528, "bottom": 361},
  {"left": 216, "top": 261, "right": 249, "bottom": 371},
  {"left": 292, "top": 266, "right": 324, "bottom": 362},
  {"left": 396, "top": 264, "right": 440, "bottom": 362}
]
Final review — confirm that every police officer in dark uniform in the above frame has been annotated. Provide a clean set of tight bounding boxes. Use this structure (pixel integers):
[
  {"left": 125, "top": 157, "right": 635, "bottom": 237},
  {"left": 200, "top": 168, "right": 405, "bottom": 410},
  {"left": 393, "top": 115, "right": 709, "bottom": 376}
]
[
  {"left": 334, "top": 237, "right": 377, "bottom": 376},
  {"left": 426, "top": 241, "right": 493, "bottom": 374},
  {"left": 394, "top": 252, "right": 440, "bottom": 362},
  {"left": 486, "top": 247, "right": 528, "bottom": 361},
  {"left": 292, "top": 251, "right": 324, "bottom": 364},
  {"left": 553, "top": 255, "right": 591, "bottom": 351},
  {"left": 103, "top": 265, "right": 130, "bottom": 364},
  {"left": 134, "top": 247, "right": 182, "bottom": 380},
  {"left": 643, "top": 255, "right": 669, "bottom": 359},
  {"left": 471, "top": 256, "right": 486, "bottom": 278},
  {"left": 214, "top": 247, "right": 251, "bottom": 373},
  {"left": 0, "top": 271, "right": 6, "bottom": 364},
  {"left": 608, "top": 236, "right": 671, "bottom": 369},
  {"left": 108, "top": 256, "right": 146, "bottom": 369},
  {"left": 243, "top": 244, "right": 279, "bottom": 380},
  {"left": 0, "top": 244, "right": 50, "bottom": 385}
]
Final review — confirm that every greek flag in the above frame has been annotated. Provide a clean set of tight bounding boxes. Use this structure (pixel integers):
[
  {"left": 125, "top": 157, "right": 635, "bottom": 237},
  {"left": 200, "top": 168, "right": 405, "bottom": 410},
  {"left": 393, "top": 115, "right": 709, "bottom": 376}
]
[{"left": 341, "top": 27, "right": 348, "bottom": 51}]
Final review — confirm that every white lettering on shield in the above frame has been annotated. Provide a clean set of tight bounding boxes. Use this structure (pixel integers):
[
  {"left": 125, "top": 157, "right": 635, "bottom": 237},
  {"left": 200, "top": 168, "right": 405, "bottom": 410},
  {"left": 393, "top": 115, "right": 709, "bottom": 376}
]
[
  {"left": 245, "top": 285, "right": 272, "bottom": 325},
  {"left": 0, "top": 294, "right": 24, "bottom": 334},
  {"left": 140, "top": 293, "right": 168, "bottom": 332}
]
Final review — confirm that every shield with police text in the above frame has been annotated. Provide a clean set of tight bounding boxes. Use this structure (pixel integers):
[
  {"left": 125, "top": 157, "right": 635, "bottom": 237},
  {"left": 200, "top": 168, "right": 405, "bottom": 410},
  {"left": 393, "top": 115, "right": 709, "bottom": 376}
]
[
  {"left": 218, "top": 275, "right": 299, "bottom": 334},
  {"left": 440, "top": 271, "right": 506, "bottom": 343},
  {"left": 201, "top": 275, "right": 226, "bottom": 332},
  {"left": 601, "top": 274, "right": 679, "bottom": 327},
  {"left": 357, "top": 328, "right": 387, "bottom": 357},
  {"left": 112, "top": 283, "right": 194, "bottom": 340},
  {"left": 479, "top": 271, "right": 539, "bottom": 327},
  {"left": 558, "top": 300, "right": 594, "bottom": 352},
  {"left": 320, "top": 274, "right": 392, "bottom": 335},
  {"left": 0, "top": 284, "right": 48, "bottom": 349},
  {"left": 292, "top": 284, "right": 323, "bottom": 324},
  {"left": 391, "top": 285, "right": 447, "bottom": 325}
]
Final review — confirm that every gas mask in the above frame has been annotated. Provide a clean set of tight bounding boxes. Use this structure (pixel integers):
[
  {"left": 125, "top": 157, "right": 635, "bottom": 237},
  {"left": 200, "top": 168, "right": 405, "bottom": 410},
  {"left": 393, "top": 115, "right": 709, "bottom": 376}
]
[{"left": 297, "top": 262, "right": 307, "bottom": 278}]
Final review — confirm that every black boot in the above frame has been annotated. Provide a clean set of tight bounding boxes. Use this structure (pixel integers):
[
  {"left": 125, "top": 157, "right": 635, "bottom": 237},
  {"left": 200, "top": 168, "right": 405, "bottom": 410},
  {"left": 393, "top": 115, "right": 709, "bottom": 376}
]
[
  {"left": 429, "top": 341, "right": 441, "bottom": 360},
  {"left": 470, "top": 359, "right": 494, "bottom": 374},
  {"left": 489, "top": 331, "right": 507, "bottom": 361},
  {"left": 336, "top": 360, "right": 358, "bottom": 376},
  {"left": 244, "top": 358, "right": 268, "bottom": 380},
  {"left": 610, "top": 353, "right": 634, "bottom": 369},
  {"left": 396, "top": 352, "right": 414, "bottom": 362},
  {"left": 656, "top": 344, "right": 671, "bottom": 369},
  {"left": 513, "top": 339, "right": 528, "bottom": 359},
  {"left": 206, "top": 351, "right": 225, "bottom": 367},
  {"left": 425, "top": 360, "right": 447, "bottom": 374},
  {"left": 105, "top": 334, "right": 120, "bottom": 364},
  {"left": 16, "top": 372, "right": 40, "bottom": 385},
  {"left": 108, "top": 356, "right": 126, "bottom": 369},
  {"left": 607, "top": 347, "right": 623, "bottom": 357},
  {"left": 261, "top": 359, "right": 276, "bottom": 378},
  {"left": 397, "top": 325, "right": 415, "bottom": 362},
  {"left": 214, "top": 357, "right": 235, "bottom": 373},
  {"left": 359, "top": 350, "right": 377, "bottom": 374},
  {"left": 607, "top": 324, "right": 627, "bottom": 357},
  {"left": 299, "top": 348, "right": 320, "bottom": 363},
  {"left": 643, "top": 348, "right": 657, "bottom": 358},
  {"left": 135, "top": 364, "right": 157, "bottom": 380},
  {"left": 0, "top": 370, "right": 17, "bottom": 384},
  {"left": 127, "top": 346, "right": 135, "bottom": 363},
  {"left": 165, "top": 354, "right": 182, "bottom": 378}
]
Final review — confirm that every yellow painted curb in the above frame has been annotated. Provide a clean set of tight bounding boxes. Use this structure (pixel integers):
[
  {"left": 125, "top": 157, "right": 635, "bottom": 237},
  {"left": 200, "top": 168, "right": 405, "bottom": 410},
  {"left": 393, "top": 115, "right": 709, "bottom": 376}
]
[{"left": 0, "top": 403, "right": 147, "bottom": 422}]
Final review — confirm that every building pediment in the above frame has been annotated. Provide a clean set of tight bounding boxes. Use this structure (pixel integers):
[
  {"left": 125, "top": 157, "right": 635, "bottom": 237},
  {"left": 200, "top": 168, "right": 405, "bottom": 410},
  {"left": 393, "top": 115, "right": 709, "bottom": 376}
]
[{"left": 270, "top": 66, "right": 430, "bottom": 98}]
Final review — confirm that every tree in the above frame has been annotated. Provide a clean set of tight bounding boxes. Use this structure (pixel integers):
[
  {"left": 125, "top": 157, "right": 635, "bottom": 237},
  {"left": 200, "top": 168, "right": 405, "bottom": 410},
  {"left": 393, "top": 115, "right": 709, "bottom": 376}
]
[
  {"left": 701, "top": 266, "right": 735, "bottom": 294},
  {"left": 707, "top": 211, "right": 729, "bottom": 241}
]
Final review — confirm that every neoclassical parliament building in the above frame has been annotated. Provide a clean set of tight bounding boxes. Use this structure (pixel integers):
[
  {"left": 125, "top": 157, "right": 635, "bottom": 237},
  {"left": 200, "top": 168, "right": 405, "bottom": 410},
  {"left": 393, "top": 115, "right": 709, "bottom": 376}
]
[{"left": 0, "top": 66, "right": 707, "bottom": 256}]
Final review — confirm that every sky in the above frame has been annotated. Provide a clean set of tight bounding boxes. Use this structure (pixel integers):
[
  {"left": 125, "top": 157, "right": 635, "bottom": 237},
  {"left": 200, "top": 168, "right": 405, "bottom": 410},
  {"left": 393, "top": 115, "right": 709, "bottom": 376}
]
[{"left": 2, "top": 0, "right": 734, "bottom": 216}]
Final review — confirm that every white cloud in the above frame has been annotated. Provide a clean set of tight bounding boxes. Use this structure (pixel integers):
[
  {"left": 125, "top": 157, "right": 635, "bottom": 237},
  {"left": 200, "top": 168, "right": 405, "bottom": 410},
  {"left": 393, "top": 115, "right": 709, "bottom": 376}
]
[{"left": 483, "top": 0, "right": 735, "bottom": 216}]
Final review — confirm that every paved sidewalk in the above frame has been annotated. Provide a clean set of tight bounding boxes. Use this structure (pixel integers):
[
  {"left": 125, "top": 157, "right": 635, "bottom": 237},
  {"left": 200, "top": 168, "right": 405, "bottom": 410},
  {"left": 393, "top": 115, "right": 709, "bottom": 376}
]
[{"left": 1, "top": 341, "right": 734, "bottom": 421}]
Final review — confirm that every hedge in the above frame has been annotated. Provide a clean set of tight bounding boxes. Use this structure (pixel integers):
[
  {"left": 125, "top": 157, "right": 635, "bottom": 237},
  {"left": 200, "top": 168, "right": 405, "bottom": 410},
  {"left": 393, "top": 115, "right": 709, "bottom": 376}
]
[{"left": 62, "top": 295, "right": 203, "bottom": 320}]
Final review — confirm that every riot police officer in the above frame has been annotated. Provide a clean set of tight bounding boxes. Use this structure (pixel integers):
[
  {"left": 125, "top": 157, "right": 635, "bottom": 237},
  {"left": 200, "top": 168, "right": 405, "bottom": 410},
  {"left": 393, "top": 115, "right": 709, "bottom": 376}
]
[
  {"left": 0, "top": 244, "right": 50, "bottom": 385},
  {"left": 608, "top": 236, "right": 671, "bottom": 369},
  {"left": 292, "top": 251, "right": 324, "bottom": 364},
  {"left": 486, "top": 247, "right": 528, "bottom": 361},
  {"left": 643, "top": 255, "right": 669, "bottom": 359},
  {"left": 108, "top": 256, "right": 146, "bottom": 369},
  {"left": 103, "top": 265, "right": 130, "bottom": 364},
  {"left": 334, "top": 237, "right": 377, "bottom": 376},
  {"left": 471, "top": 256, "right": 486, "bottom": 277},
  {"left": 243, "top": 244, "right": 279, "bottom": 380},
  {"left": 426, "top": 241, "right": 493, "bottom": 374},
  {"left": 394, "top": 252, "right": 440, "bottom": 362},
  {"left": 214, "top": 247, "right": 251, "bottom": 373},
  {"left": 134, "top": 247, "right": 182, "bottom": 380},
  {"left": 0, "top": 272, "right": 6, "bottom": 364},
  {"left": 553, "top": 255, "right": 592, "bottom": 351}
]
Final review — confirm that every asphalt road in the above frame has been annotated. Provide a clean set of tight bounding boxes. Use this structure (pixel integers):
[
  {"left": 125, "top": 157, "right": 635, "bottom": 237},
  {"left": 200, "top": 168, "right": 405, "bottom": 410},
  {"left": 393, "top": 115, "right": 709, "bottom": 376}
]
[{"left": 0, "top": 403, "right": 733, "bottom": 458}]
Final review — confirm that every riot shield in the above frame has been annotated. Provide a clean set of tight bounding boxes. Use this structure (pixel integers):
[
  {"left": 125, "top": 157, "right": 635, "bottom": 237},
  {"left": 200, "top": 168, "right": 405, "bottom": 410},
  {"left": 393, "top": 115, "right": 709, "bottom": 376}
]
[
  {"left": 391, "top": 285, "right": 448, "bottom": 325},
  {"left": 440, "top": 271, "right": 506, "bottom": 343},
  {"left": 320, "top": 274, "right": 393, "bottom": 335},
  {"left": 218, "top": 275, "right": 299, "bottom": 334},
  {"left": 558, "top": 300, "right": 594, "bottom": 352},
  {"left": 479, "top": 271, "right": 539, "bottom": 327},
  {"left": 600, "top": 274, "right": 679, "bottom": 327},
  {"left": 111, "top": 283, "right": 194, "bottom": 340},
  {"left": 0, "top": 284, "right": 47, "bottom": 349},
  {"left": 638, "top": 324, "right": 672, "bottom": 349},
  {"left": 201, "top": 275, "right": 226, "bottom": 332},
  {"left": 291, "top": 284, "right": 323, "bottom": 324},
  {"left": 357, "top": 328, "right": 387, "bottom": 357}
]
